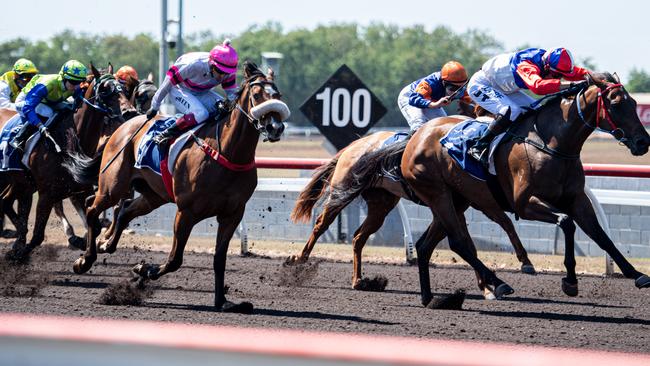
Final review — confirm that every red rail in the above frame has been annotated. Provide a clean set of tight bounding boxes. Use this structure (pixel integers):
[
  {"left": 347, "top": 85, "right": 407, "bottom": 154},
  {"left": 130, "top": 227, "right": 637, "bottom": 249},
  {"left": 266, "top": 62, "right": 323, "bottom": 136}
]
[{"left": 256, "top": 157, "right": 650, "bottom": 178}]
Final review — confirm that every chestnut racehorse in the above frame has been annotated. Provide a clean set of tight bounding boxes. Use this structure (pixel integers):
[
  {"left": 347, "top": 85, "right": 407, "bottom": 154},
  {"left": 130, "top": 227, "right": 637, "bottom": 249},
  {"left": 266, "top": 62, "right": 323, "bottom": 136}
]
[
  {"left": 287, "top": 112, "right": 534, "bottom": 298},
  {"left": 0, "top": 64, "right": 131, "bottom": 260},
  {"left": 329, "top": 73, "right": 650, "bottom": 307},
  {"left": 68, "top": 61, "right": 289, "bottom": 312}
]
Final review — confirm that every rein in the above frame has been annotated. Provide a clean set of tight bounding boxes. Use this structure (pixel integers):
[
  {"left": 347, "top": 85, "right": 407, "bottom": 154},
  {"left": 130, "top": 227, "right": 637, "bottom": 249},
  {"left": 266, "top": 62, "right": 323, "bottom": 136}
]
[
  {"left": 188, "top": 77, "right": 280, "bottom": 172},
  {"left": 82, "top": 74, "right": 123, "bottom": 119},
  {"left": 576, "top": 83, "right": 625, "bottom": 140}
]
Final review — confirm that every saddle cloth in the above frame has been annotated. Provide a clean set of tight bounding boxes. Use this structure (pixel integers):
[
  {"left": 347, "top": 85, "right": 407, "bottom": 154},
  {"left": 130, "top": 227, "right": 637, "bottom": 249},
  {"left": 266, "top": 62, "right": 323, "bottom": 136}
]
[
  {"left": 0, "top": 113, "right": 59, "bottom": 171},
  {"left": 439, "top": 117, "right": 505, "bottom": 181}
]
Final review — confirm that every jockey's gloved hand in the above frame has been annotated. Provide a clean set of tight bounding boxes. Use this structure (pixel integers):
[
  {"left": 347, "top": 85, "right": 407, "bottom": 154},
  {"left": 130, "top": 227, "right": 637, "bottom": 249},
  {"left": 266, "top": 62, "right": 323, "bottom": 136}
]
[
  {"left": 146, "top": 107, "right": 158, "bottom": 120},
  {"left": 570, "top": 80, "right": 589, "bottom": 89},
  {"left": 37, "top": 123, "right": 47, "bottom": 134}
]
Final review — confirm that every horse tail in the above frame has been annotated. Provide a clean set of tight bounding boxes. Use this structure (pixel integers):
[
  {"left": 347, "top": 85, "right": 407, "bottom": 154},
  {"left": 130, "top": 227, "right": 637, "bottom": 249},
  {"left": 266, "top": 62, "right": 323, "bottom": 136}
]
[
  {"left": 328, "top": 139, "right": 409, "bottom": 209},
  {"left": 62, "top": 150, "right": 102, "bottom": 186},
  {"left": 290, "top": 155, "right": 340, "bottom": 223}
]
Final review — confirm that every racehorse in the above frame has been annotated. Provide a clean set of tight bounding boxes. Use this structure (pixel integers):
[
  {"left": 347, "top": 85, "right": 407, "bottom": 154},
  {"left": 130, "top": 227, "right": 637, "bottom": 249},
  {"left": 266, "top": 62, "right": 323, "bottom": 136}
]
[
  {"left": 1, "top": 64, "right": 131, "bottom": 260},
  {"left": 68, "top": 61, "right": 289, "bottom": 312},
  {"left": 331, "top": 72, "right": 650, "bottom": 306},
  {"left": 287, "top": 112, "right": 534, "bottom": 297},
  {"left": 122, "top": 72, "right": 157, "bottom": 116}
]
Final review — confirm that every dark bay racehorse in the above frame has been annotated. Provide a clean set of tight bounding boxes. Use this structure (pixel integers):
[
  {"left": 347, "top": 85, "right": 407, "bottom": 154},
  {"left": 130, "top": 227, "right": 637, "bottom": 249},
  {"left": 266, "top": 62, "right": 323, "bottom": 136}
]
[
  {"left": 331, "top": 73, "right": 650, "bottom": 306},
  {"left": 69, "top": 61, "right": 289, "bottom": 312},
  {"left": 122, "top": 72, "right": 157, "bottom": 116},
  {"left": 0, "top": 64, "right": 130, "bottom": 260}
]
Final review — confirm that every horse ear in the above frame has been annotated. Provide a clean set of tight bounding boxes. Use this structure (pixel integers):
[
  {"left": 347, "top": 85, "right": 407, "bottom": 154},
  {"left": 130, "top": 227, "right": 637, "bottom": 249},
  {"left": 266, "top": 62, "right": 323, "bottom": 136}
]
[
  {"left": 585, "top": 73, "right": 595, "bottom": 86},
  {"left": 147, "top": 72, "right": 154, "bottom": 82},
  {"left": 108, "top": 62, "right": 114, "bottom": 75},
  {"left": 90, "top": 62, "right": 101, "bottom": 79},
  {"left": 267, "top": 67, "right": 275, "bottom": 81},
  {"left": 612, "top": 72, "right": 621, "bottom": 83}
]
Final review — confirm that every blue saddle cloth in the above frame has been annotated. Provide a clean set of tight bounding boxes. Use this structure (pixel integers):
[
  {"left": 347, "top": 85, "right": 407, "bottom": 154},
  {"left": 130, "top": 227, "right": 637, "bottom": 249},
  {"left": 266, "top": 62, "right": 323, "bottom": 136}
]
[
  {"left": 439, "top": 120, "right": 489, "bottom": 181},
  {"left": 134, "top": 117, "right": 176, "bottom": 175},
  {"left": 381, "top": 131, "right": 410, "bottom": 148},
  {"left": 0, "top": 115, "right": 27, "bottom": 171}
]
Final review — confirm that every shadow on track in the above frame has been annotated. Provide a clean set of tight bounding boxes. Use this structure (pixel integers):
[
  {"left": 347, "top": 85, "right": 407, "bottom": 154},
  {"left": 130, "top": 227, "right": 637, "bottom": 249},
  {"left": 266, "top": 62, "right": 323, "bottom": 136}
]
[{"left": 479, "top": 310, "right": 649, "bottom": 325}]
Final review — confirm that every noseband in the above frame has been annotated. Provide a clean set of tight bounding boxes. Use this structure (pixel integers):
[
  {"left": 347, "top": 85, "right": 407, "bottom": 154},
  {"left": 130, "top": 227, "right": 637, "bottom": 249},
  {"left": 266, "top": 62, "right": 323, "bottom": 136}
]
[
  {"left": 82, "top": 74, "right": 124, "bottom": 119},
  {"left": 235, "top": 78, "right": 282, "bottom": 137},
  {"left": 576, "top": 83, "right": 626, "bottom": 141}
]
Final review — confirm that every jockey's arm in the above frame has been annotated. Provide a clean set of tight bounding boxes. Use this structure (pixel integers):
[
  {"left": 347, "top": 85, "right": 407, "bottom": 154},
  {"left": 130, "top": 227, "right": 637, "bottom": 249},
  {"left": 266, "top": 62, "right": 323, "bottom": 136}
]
[
  {"left": 409, "top": 80, "right": 441, "bottom": 109},
  {"left": 0, "top": 82, "right": 14, "bottom": 110},
  {"left": 516, "top": 61, "right": 561, "bottom": 95},
  {"left": 149, "top": 73, "right": 173, "bottom": 111},
  {"left": 22, "top": 84, "right": 48, "bottom": 126},
  {"left": 562, "top": 66, "right": 591, "bottom": 81},
  {"left": 221, "top": 74, "right": 237, "bottom": 101}
]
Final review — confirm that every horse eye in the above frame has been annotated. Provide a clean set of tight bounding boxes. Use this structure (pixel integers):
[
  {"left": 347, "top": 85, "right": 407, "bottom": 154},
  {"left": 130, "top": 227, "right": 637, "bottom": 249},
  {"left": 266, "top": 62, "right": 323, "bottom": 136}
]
[{"left": 253, "top": 93, "right": 262, "bottom": 101}]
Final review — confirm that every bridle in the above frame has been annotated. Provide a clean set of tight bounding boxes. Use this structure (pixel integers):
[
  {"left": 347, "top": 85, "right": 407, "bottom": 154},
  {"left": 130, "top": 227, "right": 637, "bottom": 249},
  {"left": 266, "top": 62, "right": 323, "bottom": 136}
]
[
  {"left": 235, "top": 77, "right": 282, "bottom": 139},
  {"left": 133, "top": 80, "right": 157, "bottom": 114},
  {"left": 82, "top": 74, "right": 124, "bottom": 120},
  {"left": 575, "top": 82, "right": 627, "bottom": 142}
]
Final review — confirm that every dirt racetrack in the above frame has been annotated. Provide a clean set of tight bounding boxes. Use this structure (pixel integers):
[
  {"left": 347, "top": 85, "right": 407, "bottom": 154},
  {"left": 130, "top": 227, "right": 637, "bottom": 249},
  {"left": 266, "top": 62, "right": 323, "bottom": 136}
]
[{"left": 1, "top": 237, "right": 648, "bottom": 355}]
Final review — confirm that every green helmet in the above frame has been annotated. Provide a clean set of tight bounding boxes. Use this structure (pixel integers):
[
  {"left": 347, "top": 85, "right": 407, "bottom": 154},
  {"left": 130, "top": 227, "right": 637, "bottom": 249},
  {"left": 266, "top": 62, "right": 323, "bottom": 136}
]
[
  {"left": 13, "top": 58, "right": 38, "bottom": 75},
  {"left": 59, "top": 60, "right": 88, "bottom": 82}
]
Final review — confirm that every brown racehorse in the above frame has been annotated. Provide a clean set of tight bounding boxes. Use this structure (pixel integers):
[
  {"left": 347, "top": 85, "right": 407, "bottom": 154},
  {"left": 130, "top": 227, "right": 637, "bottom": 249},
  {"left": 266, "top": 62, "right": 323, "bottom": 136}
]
[
  {"left": 68, "top": 61, "right": 289, "bottom": 312},
  {"left": 1, "top": 64, "right": 130, "bottom": 260},
  {"left": 287, "top": 116, "right": 534, "bottom": 298},
  {"left": 331, "top": 72, "right": 650, "bottom": 306},
  {"left": 122, "top": 73, "right": 157, "bottom": 116}
]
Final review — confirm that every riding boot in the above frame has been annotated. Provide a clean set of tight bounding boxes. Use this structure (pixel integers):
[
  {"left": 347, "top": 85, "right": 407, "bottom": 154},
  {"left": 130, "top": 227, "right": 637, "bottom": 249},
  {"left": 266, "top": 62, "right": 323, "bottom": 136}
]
[
  {"left": 467, "top": 109, "right": 513, "bottom": 166},
  {"left": 10, "top": 123, "right": 38, "bottom": 152},
  {"left": 152, "top": 113, "right": 198, "bottom": 149}
]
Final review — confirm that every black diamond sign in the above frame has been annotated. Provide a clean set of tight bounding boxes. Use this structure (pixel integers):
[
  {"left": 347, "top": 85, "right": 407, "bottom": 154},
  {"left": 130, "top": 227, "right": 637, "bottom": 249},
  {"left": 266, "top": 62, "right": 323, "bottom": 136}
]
[{"left": 300, "top": 64, "right": 387, "bottom": 150}]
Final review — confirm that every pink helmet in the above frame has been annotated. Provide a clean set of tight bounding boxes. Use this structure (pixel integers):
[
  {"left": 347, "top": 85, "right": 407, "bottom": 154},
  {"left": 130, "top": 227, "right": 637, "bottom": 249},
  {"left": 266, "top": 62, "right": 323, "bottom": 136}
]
[{"left": 209, "top": 39, "right": 238, "bottom": 74}]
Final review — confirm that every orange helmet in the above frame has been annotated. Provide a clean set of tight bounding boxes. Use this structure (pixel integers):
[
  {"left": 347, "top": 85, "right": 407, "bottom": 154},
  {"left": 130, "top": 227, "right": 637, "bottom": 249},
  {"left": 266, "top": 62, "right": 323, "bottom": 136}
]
[
  {"left": 114, "top": 65, "right": 139, "bottom": 83},
  {"left": 440, "top": 61, "right": 468, "bottom": 83}
]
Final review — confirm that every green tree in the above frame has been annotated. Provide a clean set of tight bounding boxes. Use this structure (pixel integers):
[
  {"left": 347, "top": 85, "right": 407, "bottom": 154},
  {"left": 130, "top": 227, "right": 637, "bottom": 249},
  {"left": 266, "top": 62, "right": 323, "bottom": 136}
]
[{"left": 627, "top": 68, "right": 650, "bottom": 92}]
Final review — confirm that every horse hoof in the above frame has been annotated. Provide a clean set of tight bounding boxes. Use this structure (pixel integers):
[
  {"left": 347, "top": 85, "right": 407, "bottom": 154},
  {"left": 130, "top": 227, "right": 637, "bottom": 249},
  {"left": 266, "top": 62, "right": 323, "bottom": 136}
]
[
  {"left": 73, "top": 257, "right": 91, "bottom": 274},
  {"left": 562, "top": 277, "right": 579, "bottom": 297},
  {"left": 98, "top": 243, "right": 116, "bottom": 254},
  {"left": 353, "top": 276, "right": 388, "bottom": 292},
  {"left": 220, "top": 301, "right": 254, "bottom": 314},
  {"left": 68, "top": 236, "right": 86, "bottom": 251},
  {"left": 521, "top": 264, "right": 536, "bottom": 275},
  {"left": 133, "top": 262, "right": 160, "bottom": 280},
  {"left": 495, "top": 283, "right": 514, "bottom": 299},
  {"left": 5, "top": 249, "right": 30, "bottom": 264},
  {"left": 635, "top": 274, "right": 650, "bottom": 289},
  {"left": 483, "top": 288, "right": 497, "bottom": 300}
]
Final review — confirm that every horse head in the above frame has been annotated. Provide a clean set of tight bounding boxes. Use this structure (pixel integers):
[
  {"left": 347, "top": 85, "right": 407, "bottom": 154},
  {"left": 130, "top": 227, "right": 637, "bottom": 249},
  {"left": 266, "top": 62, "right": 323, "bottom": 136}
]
[
  {"left": 85, "top": 63, "right": 132, "bottom": 124},
  {"left": 235, "top": 61, "right": 289, "bottom": 142},
  {"left": 131, "top": 74, "right": 157, "bottom": 116},
  {"left": 583, "top": 72, "right": 650, "bottom": 156}
]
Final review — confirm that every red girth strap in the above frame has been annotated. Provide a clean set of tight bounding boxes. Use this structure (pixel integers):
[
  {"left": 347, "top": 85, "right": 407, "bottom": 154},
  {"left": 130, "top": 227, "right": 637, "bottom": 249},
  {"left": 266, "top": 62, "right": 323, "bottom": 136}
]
[{"left": 190, "top": 133, "right": 256, "bottom": 171}]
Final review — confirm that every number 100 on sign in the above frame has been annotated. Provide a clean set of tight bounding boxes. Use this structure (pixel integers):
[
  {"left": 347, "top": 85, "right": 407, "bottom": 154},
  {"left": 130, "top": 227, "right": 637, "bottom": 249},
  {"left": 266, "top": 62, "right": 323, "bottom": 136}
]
[{"left": 316, "top": 87, "right": 372, "bottom": 128}]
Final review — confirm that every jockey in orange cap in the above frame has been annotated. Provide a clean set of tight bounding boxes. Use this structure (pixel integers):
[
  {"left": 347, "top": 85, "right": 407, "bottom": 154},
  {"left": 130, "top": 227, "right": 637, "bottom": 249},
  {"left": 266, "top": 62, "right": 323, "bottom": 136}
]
[
  {"left": 467, "top": 47, "right": 591, "bottom": 165},
  {"left": 398, "top": 61, "right": 469, "bottom": 131},
  {"left": 114, "top": 65, "right": 139, "bottom": 85}
]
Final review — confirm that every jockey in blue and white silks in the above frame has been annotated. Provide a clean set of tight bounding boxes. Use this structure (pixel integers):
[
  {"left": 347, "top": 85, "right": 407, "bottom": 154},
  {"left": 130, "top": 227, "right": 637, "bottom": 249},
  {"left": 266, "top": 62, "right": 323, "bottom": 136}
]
[{"left": 467, "top": 47, "right": 591, "bottom": 164}]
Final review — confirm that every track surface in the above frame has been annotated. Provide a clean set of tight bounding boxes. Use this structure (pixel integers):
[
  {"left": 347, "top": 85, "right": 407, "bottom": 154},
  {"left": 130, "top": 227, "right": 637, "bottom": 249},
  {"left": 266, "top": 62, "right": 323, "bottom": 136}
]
[{"left": 1, "top": 242, "right": 648, "bottom": 354}]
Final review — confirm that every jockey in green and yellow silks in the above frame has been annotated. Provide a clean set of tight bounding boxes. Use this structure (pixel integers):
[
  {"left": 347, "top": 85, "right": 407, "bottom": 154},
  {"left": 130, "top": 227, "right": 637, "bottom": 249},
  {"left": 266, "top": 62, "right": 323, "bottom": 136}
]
[
  {"left": 11, "top": 60, "right": 87, "bottom": 151},
  {"left": 0, "top": 58, "right": 39, "bottom": 110}
]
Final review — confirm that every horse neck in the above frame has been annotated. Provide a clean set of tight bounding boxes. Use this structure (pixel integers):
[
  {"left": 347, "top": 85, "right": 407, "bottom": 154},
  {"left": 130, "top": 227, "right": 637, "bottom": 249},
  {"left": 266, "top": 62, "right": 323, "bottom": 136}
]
[
  {"left": 74, "top": 99, "right": 108, "bottom": 156},
  {"left": 218, "top": 95, "right": 260, "bottom": 164},
  {"left": 530, "top": 88, "right": 599, "bottom": 156}
]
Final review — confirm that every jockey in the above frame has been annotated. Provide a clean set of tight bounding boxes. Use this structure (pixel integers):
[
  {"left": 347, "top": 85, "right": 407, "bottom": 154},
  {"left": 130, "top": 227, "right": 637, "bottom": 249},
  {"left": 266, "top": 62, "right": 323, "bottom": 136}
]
[
  {"left": 114, "top": 65, "right": 139, "bottom": 85},
  {"left": 10, "top": 60, "right": 88, "bottom": 151},
  {"left": 467, "top": 47, "right": 590, "bottom": 164},
  {"left": 398, "top": 61, "right": 469, "bottom": 131},
  {"left": 147, "top": 39, "right": 239, "bottom": 147},
  {"left": 0, "top": 58, "right": 39, "bottom": 110}
]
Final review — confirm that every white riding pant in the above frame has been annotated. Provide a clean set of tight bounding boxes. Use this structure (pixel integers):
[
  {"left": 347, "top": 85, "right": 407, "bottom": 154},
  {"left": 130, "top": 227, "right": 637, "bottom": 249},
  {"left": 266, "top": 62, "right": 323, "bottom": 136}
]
[
  {"left": 169, "top": 87, "right": 223, "bottom": 124},
  {"left": 467, "top": 70, "right": 536, "bottom": 120},
  {"left": 397, "top": 85, "right": 447, "bottom": 131}
]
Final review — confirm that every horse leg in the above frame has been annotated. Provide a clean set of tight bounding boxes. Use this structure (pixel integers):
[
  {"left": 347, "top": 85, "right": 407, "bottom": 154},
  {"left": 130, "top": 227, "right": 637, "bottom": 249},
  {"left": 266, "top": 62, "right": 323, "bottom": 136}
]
[
  {"left": 481, "top": 207, "right": 535, "bottom": 274},
  {"left": 416, "top": 220, "right": 448, "bottom": 305},
  {"left": 214, "top": 207, "right": 251, "bottom": 312},
  {"left": 100, "top": 199, "right": 125, "bottom": 242},
  {"left": 133, "top": 209, "right": 197, "bottom": 281},
  {"left": 53, "top": 200, "right": 85, "bottom": 251},
  {"left": 351, "top": 189, "right": 399, "bottom": 289},
  {"left": 23, "top": 193, "right": 55, "bottom": 255},
  {"left": 100, "top": 189, "right": 165, "bottom": 254},
  {"left": 1, "top": 197, "right": 19, "bottom": 238},
  {"left": 423, "top": 191, "right": 513, "bottom": 299},
  {"left": 287, "top": 196, "right": 346, "bottom": 264},
  {"left": 518, "top": 195, "right": 578, "bottom": 295},
  {"left": 6, "top": 191, "right": 30, "bottom": 258},
  {"left": 569, "top": 192, "right": 648, "bottom": 288}
]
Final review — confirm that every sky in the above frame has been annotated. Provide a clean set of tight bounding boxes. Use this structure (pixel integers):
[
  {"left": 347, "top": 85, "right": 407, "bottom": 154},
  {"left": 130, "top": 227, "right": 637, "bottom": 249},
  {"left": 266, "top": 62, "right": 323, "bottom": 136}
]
[{"left": 2, "top": 0, "right": 648, "bottom": 82}]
